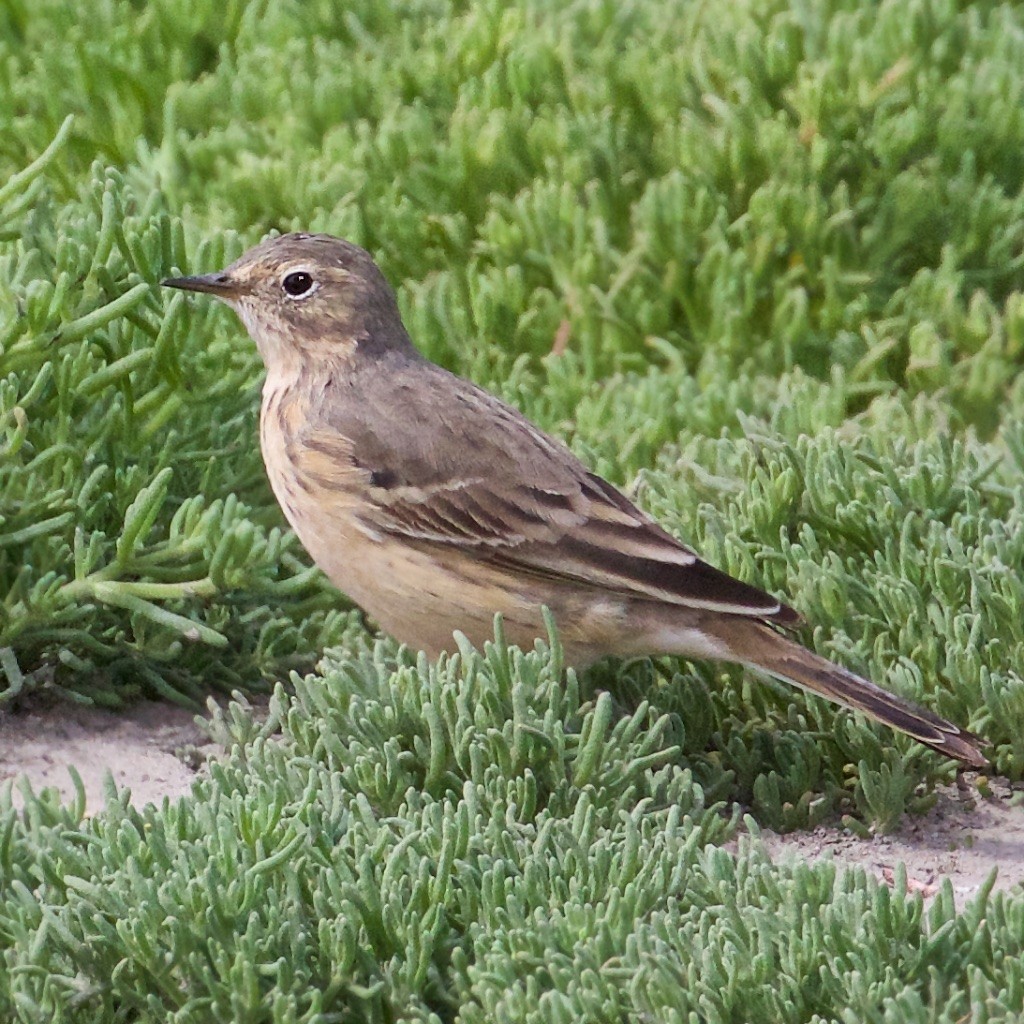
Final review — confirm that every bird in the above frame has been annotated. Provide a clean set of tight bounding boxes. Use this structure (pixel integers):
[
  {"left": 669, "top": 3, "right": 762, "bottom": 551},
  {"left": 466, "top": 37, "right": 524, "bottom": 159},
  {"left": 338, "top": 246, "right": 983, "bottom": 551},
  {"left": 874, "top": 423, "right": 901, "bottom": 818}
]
[{"left": 163, "top": 233, "right": 987, "bottom": 767}]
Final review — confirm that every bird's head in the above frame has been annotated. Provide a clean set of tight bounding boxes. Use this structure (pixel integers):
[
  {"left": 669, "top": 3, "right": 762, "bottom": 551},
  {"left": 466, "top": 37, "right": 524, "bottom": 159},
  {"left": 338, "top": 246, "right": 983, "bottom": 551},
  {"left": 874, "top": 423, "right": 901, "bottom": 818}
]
[{"left": 163, "top": 233, "right": 412, "bottom": 371}]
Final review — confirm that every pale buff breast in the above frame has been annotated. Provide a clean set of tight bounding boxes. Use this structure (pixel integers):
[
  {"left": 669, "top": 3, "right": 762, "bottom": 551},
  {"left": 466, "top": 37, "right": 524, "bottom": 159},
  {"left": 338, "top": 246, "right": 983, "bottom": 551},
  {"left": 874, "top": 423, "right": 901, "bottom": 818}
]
[{"left": 259, "top": 371, "right": 373, "bottom": 588}]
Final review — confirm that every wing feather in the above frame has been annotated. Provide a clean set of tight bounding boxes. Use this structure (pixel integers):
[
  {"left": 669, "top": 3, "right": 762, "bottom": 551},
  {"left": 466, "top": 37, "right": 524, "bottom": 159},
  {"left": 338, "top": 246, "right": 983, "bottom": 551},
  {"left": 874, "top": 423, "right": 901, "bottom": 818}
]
[{"left": 295, "top": 361, "right": 799, "bottom": 624}]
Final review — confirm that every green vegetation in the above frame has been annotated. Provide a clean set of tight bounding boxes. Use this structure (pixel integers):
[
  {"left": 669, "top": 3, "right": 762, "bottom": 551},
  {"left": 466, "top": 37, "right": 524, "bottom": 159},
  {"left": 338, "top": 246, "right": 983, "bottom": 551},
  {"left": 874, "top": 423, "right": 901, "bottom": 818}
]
[
  {"left": 4, "top": 644, "right": 1024, "bottom": 1022},
  {"left": 2, "top": 0, "right": 1024, "bottom": 1019}
]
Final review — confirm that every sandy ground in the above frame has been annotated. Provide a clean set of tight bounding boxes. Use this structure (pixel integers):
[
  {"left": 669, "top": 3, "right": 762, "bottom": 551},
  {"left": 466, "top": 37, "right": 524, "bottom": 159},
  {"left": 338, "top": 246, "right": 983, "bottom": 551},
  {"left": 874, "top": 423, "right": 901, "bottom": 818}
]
[
  {"left": 1, "top": 699, "right": 1022, "bottom": 906},
  {"left": 757, "top": 778, "right": 1024, "bottom": 905},
  {"left": 0, "top": 700, "right": 216, "bottom": 809}
]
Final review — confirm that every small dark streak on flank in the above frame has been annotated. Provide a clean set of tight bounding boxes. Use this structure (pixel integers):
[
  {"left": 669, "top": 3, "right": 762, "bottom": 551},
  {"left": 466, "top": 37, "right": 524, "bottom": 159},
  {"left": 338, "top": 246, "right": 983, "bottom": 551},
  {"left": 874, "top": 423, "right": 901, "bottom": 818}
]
[
  {"left": 276, "top": 400, "right": 291, "bottom": 435},
  {"left": 281, "top": 491, "right": 301, "bottom": 520}
]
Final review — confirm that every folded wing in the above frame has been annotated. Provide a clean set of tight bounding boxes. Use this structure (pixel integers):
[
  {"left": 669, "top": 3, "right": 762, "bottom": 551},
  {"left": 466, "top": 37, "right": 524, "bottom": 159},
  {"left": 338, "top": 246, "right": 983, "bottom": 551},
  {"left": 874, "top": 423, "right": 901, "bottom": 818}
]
[{"left": 298, "top": 361, "right": 799, "bottom": 625}]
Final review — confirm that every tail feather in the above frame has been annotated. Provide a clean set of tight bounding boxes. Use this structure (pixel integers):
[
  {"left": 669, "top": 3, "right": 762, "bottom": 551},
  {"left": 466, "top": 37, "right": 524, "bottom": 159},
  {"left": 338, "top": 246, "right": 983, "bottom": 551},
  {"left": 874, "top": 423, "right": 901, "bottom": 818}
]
[{"left": 713, "top": 621, "right": 987, "bottom": 768}]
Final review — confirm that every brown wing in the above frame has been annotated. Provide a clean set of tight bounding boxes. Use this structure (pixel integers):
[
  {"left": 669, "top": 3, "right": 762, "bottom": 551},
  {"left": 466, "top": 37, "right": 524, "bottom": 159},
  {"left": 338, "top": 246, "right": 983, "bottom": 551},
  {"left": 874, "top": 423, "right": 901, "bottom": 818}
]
[{"left": 298, "top": 358, "right": 799, "bottom": 623}]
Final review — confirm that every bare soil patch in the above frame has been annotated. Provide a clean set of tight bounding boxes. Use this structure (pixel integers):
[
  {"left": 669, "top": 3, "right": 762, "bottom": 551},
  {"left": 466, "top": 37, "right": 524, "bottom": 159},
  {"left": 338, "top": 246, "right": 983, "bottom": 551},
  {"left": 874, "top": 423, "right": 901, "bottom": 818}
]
[
  {"left": 0, "top": 699, "right": 216, "bottom": 810},
  {"left": 758, "top": 778, "right": 1024, "bottom": 906},
  {"left": 2, "top": 700, "right": 1022, "bottom": 906}
]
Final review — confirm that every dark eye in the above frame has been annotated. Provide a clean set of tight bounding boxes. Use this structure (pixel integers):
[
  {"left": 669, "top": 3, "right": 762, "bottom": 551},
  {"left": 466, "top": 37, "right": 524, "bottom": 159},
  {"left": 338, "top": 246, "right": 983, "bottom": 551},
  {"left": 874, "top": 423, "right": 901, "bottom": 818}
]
[{"left": 282, "top": 271, "right": 314, "bottom": 297}]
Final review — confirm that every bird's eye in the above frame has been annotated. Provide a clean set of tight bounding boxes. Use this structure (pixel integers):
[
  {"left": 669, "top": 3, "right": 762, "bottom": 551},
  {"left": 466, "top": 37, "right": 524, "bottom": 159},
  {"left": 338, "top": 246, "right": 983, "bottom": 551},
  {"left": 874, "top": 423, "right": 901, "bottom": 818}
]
[{"left": 282, "top": 271, "right": 314, "bottom": 297}]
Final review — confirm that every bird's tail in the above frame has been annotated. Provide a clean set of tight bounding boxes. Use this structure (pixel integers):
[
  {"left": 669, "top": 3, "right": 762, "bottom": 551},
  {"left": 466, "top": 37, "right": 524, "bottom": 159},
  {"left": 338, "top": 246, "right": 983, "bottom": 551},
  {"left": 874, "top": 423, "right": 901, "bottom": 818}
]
[{"left": 705, "top": 619, "right": 988, "bottom": 767}]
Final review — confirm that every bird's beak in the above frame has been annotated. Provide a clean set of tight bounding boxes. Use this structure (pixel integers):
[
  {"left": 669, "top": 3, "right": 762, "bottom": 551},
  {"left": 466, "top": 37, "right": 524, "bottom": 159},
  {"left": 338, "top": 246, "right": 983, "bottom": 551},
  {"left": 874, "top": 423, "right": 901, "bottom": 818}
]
[{"left": 161, "top": 272, "right": 240, "bottom": 298}]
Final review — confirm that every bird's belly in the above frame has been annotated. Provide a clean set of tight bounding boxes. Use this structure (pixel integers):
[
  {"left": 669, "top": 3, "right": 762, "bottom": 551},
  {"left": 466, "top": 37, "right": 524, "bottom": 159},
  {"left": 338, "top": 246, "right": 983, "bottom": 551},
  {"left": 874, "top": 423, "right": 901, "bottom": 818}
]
[
  {"left": 294, "top": 509, "right": 536, "bottom": 649},
  {"left": 263, "top": 465, "right": 625, "bottom": 662}
]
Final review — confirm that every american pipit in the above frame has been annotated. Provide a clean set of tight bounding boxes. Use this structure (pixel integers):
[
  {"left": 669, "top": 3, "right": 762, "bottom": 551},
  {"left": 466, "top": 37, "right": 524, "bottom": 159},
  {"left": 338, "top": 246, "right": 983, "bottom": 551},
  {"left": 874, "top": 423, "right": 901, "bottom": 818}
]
[{"left": 164, "top": 233, "right": 986, "bottom": 767}]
